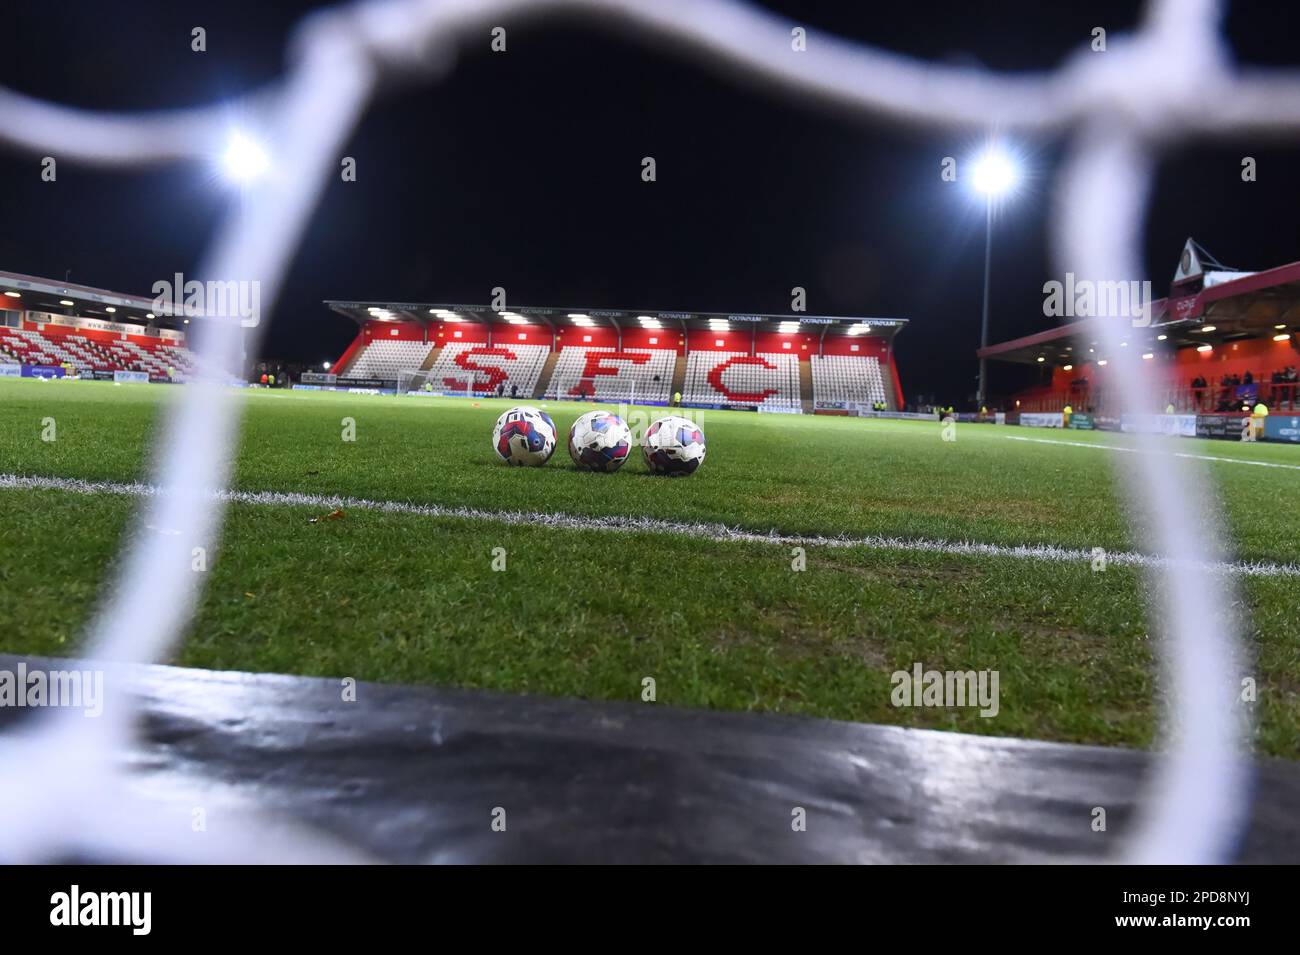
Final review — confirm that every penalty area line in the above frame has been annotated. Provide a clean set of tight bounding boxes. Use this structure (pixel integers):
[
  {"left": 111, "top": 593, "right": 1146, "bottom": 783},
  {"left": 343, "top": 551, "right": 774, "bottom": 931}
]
[{"left": 3, "top": 472, "right": 1298, "bottom": 578}]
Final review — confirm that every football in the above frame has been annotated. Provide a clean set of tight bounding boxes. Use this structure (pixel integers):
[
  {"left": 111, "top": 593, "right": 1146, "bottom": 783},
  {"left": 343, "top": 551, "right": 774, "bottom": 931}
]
[
  {"left": 492, "top": 406, "right": 557, "bottom": 466},
  {"left": 568, "top": 410, "right": 633, "bottom": 472},
  {"left": 641, "top": 415, "right": 707, "bottom": 476}
]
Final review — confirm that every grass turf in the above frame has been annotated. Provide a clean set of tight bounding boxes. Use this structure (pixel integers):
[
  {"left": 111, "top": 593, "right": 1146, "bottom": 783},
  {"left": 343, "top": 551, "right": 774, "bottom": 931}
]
[{"left": 1, "top": 378, "right": 1297, "bottom": 756}]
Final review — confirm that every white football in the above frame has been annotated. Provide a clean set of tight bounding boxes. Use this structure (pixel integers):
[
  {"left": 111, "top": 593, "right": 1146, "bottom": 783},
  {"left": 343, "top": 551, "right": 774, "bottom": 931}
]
[
  {"left": 641, "top": 415, "right": 706, "bottom": 476},
  {"left": 491, "top": 406, "right": 557, "bottom": 466},
  {"left": 568, "top": 410, "right": 632, "bottom": 472}
]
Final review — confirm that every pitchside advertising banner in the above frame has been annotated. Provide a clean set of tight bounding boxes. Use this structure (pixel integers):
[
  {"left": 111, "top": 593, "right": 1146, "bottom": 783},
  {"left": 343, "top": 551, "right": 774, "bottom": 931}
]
[
  {"left": 1196, "top": 413, "right": 1244, "bottom": 439},
  {"left": 113, "top": 370, "right": 148, "bottom": 384},
  {"left": 0, "top": 362, "right": 20, "bottom": 377},
  {"left": 1263, "top": 414, "right": 1300, "bottom": 443},
  {"left": 1020, "top": 412, "right": 1064, "bottom": 428},
  {"left": 1068, "top": 413, "right": 1095, "bottom": 430},
  {"left": 1121, "top": 413, "right": 1198, "bottom": 437},
  {"left": 21, "top": 364, "right": 65, "bottom": 379}
]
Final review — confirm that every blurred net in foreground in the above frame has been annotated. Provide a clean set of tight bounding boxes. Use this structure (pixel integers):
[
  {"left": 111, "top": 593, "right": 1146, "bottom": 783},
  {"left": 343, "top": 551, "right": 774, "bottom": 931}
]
[{"left": 4, "top": 0, "right": 1297, "bottom": 863}]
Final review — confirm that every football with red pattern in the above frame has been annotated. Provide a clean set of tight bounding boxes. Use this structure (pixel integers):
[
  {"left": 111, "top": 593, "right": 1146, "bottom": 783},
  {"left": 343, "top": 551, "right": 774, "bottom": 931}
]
[
  {"left": 567, "top": 410, "right": 632, "bottom": 472},
  {"left": 641, "top": 415, "right": 706, "bottom": 476},
  {"left": 491, "top": 406, "right": 557, "bottom": 466}
]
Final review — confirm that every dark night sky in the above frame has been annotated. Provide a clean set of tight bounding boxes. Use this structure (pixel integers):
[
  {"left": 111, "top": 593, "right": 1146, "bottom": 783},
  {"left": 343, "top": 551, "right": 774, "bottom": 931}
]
[{"left": 3, "top": 1, "right": 1300, "bottom": 403}]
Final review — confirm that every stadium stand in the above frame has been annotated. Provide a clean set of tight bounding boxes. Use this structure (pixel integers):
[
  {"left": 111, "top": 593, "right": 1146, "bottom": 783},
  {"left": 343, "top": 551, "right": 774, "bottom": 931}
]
[
  {"left": 341, "top": 339, "right": 434, "bottom": 380},
  {"left": 545, "top": 346, "right": 675, "bottom": 403},
  {"left": 0, "top": 326, "right": 205, "bottom": 377},
  {"left": 683, "top": 351, "right": 801, "bottom": 411},
  {"left": 424, "top": 342, "right": 549, "bottom": 396},
  {"left": 319, "top": 307, "right": 907, "bottom": 408},
  {"left": 810, "top": 354, "right": 889, "bottom": 409}
]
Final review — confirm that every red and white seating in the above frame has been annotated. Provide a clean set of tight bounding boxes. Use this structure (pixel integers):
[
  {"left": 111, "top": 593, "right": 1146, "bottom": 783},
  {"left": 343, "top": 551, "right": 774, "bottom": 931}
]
[
  {"left": 426, "top": 342, "right": 549, "bottom": 396},
  {"left": 810, "top": 354, "right": 888, "bottom": 408},
  {"left": 0, "top": 326, "right": 206, "bottom": 377},
  {"left": 683, "top": 351, "right": 801, "bottom": 411},
  {"left": 0, "top": 328, "right": 63, "bottom": 365},
  {"left": 545, "top": 346, "right": 675, "bottom": 403},
  {"left": 344, "top": 339, "right": 435, "bottom": 380}
]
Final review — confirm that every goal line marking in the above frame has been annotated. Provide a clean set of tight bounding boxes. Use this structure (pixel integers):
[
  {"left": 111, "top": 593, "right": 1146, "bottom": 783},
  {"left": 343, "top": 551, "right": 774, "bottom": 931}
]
[{"left": 4, "top": 472, "right": 1297, "bottom": 579}]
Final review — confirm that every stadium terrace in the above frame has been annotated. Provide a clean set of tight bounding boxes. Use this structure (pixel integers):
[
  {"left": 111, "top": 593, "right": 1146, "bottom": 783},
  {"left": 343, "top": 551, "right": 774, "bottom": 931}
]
[{"left": 321, "top": 302, "right": 908, "bottom": 413}]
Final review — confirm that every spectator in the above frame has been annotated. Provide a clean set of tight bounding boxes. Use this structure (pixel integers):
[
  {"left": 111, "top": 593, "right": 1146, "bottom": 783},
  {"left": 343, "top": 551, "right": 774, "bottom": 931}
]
[
  {"left": 496, "top": 382, "right": 504, "bottom": 397},
  {"left": 510, "top": 384, "right": 518, "bottom": 398}
]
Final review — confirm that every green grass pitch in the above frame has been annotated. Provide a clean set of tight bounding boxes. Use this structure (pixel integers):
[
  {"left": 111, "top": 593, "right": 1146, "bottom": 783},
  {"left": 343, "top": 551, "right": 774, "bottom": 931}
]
[{"left": 1, "top": 378, "right": 1297, "bottom": 756}]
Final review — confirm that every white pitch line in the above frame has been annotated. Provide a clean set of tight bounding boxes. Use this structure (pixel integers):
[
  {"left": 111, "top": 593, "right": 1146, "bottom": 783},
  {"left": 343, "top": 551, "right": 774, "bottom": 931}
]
[
  {"left": 3, "top": 471, "right": 1298, "bottom": 578},
  {"left": 1004, "top": 433, "right": 1300, "bottom": 470}
]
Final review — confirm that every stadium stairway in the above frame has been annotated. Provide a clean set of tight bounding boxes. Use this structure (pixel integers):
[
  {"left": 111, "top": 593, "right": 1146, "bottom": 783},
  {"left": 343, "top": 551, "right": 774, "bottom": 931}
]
[
  {"left": 532, "top": 349, "right": 560, "bottom": 400},
  {"left": 418, "top": 346, "right": 442, "bottom": 373},
  {"left": 798, "top": 359, "right": 814, "bottom": 414},
  {"left": 6, "top": 652, "right": 1296, "bottom": 863},
  {"left": 669, "top": 354, "right": 687, "bottom": 402},
  {"left": 879, "top": 362, "right": 895, "bottom": 411}
]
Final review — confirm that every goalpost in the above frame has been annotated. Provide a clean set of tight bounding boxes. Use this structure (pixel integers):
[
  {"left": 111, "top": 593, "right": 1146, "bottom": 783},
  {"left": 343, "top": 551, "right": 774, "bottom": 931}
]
[
  {"left": 396, "top": 368, "right": 431, "bottom": 396},
  {"left": 398, "top": 369, "right": 478, "bottom": 398}
]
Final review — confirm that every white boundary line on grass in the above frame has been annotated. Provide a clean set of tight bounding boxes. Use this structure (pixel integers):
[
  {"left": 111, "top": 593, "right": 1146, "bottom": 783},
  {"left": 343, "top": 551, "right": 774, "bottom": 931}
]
[
  {"left": 5, "top": 472, "right": 1298, "bottom": 579},
  {"left": 1005, "top": 434, "right": 1300, "bottom": 470}
]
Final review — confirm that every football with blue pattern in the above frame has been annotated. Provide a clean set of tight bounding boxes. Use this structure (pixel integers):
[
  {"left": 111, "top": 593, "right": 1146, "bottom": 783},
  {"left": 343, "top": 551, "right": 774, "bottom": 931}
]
[
  {"left": 641, "top": 415, "right": 706, "bottom": 476},
  {"left": 567, "top": 410, "right": 632, "bottom": 472},
  {"left": 491, "top": 406, "right": 557, "bottom": 466}
]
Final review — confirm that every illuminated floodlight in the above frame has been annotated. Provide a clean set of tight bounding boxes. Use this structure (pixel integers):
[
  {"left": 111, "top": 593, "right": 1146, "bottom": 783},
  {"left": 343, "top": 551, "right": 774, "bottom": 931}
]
[
  {"left": 4, "top": 291, "right": 20, "bottom": 298},
  {"left": 323, "top": 361, "right": 332, "bottom": 370},
  {"left": 848, "top": 322, "right": 871, "bottom": 335},
  {"left": 969, "top": 147, "right": 1019, "bottom": 198},
  {"left": 1274, "top": 333, "right": 1292, "bottom": 342},
  {"left": 59, "top": 299, "right": 74, "bottom": 306},
  {"left": 221, "top": 131, "right": 270, "bottom": 184},
  {"left": 1197, "top": 344, "right": 1212, "bottom": 353},
  {"left": 779, "top": 321, "right": 800, "bottom": 333},
  {"left": 569, "top": 315, "right": 595, "bottom": 326}
]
